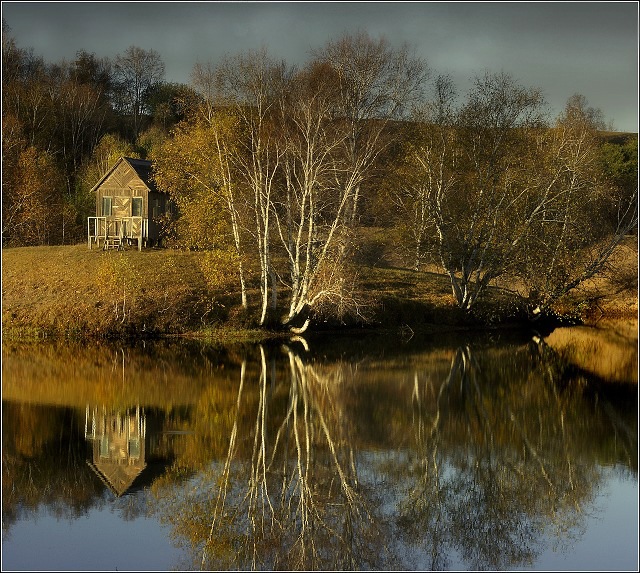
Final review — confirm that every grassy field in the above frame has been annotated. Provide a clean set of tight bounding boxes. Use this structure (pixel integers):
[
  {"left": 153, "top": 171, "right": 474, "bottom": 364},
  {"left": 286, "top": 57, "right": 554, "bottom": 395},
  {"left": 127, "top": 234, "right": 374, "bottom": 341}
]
[
  {"left": 2, "top": 244, "right": 218, "bottom": 339},
  {"left": 2, "top": 238, "right": 637, "bottom": 341}
]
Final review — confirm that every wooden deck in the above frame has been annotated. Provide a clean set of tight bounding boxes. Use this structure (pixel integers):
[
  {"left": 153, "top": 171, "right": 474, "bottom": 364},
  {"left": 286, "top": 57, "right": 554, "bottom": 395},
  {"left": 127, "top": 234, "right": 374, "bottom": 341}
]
[{"left": 87, "top": 216, "right": 148, "bottom": 251}]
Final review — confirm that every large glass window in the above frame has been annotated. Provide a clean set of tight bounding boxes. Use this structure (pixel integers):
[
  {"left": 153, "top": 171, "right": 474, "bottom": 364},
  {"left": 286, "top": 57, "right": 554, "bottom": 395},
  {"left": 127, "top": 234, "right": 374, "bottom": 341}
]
[
  {"left": 102, "top": 196, "right": 112, "bottom": 216},
  {"left": 132, "top": 197, "right": 142, "bottom": 217}
]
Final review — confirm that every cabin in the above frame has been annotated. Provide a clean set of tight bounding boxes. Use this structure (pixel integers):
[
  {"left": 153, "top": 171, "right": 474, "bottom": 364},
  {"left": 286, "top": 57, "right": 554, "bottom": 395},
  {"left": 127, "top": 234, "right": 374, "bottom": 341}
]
[
  {"left": 85, "top": 405, "right": 147, "bottom": 497},
  {"left": 87, "top": 156, "right": 174, "bottom": 251},
  {"left": 84, "top": 404, "right": 174, "bottom": 497}
]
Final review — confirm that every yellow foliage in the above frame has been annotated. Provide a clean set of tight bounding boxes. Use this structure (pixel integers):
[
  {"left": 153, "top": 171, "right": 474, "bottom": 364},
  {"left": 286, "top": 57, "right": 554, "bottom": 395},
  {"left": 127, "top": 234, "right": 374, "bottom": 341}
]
[
  {"left": 151, "top": 112, "right": 242, "bottom": 249},
  {"left": 173, "top": 190, "right": 228, "bottom": 250},
  {"left": 198, "top": 248, "right": 241, "bottom": 294},
  {"left": 6, "top": 146, "right": 64, "bottom": 246}
]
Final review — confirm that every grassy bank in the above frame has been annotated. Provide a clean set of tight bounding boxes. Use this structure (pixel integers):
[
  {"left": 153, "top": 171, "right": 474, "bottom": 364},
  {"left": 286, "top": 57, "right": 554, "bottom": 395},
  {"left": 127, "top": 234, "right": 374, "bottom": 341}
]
[{"left": 2, "top": 240, "right": 637, "bottom": 341}]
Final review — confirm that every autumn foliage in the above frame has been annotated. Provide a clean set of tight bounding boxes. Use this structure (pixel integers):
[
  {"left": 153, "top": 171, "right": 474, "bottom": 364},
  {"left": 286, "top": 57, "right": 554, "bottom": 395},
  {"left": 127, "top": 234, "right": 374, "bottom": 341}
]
[{"left": 2, "top": 23, "right": 637, "bottom": 331}]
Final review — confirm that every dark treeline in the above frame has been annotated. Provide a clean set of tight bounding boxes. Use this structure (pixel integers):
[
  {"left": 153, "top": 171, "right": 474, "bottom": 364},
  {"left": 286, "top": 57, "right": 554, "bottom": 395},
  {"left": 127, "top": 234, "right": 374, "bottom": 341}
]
[
  {"left": 2, "top": 22, "right": 637, "bottom": 330},
  {"left": 2, "top": 21, "right": 196, "bottom": 246}
]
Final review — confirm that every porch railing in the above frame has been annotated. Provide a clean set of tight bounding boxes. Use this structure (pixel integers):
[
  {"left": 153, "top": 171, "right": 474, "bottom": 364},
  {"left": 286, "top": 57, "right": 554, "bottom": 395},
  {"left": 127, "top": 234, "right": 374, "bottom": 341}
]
[{"left": 87, "top": 217, "right": 148, "bottom": 251}]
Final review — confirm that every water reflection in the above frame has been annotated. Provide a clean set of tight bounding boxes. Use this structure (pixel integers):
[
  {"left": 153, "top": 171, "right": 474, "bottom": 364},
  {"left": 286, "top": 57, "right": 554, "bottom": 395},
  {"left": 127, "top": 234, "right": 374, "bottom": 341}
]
[
  {"left": 398, "top": 342, "right": 597, "bottom": 570},
  {"left": 544, "top": 319, "right": 638, "bottom": 384},
  {"left": 189, "top": 344, "right": 392, "bottom": 570},
  {"left": 146, "top": 336, "right": 637, "bottom": 570},
  {"left": 2, "top": 332, "right": 637, "bottom": 571},
  {"left": 85, "top": 405, "right": 147, "bottom": 497}
]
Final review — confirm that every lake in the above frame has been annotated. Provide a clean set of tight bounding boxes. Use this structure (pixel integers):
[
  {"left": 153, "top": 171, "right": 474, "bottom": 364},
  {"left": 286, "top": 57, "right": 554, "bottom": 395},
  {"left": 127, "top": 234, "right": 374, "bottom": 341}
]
[{"left": 2, "top": 327, "right": 638, "bottom": 571}]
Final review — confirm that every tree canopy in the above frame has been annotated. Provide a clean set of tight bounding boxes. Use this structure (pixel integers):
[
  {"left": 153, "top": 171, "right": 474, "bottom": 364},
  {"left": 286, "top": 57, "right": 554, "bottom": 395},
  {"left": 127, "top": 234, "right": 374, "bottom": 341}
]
[{"left": 2, "top": 23, "right": 636, "bottom": 329}]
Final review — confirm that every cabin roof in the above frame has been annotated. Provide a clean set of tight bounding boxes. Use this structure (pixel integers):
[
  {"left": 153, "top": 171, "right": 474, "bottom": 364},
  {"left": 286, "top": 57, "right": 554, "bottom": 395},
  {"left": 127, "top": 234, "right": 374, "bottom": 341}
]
[
  {"left": 125, "top": 157, "right": 157, "bottom": 190},
  {"left": 90, "top": 156, "right": 161, "bottom": 194},
  {"left": 87, "top": 459, "right": 146, "bottom": 497}
]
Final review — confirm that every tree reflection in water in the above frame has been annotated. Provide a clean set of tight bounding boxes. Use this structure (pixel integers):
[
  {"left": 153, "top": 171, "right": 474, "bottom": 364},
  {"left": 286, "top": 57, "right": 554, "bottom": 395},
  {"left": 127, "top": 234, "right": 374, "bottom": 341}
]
[
  {"left": 221, "top": 343, "right": 393, "bottom": 569},
  {"left": 398, "top": 340, "right": 614, "bottom": 570},
  {"left": 152, "top": 342, "right": 391, "bottom": 570},
  {"left": 146, "top": 336, "right": 636, "bottom": 571}
]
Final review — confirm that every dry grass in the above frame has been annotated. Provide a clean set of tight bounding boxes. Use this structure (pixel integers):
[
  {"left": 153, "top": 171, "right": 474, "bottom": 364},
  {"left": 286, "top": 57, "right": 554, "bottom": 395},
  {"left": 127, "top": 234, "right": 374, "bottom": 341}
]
[
  {"left": 1, "top": 339, "right": 205, "bottom": 407},
  {"left": 557, "top": 235, "right": 638, "bottom": 322},
  {"left": 0, "top": 243, "right": 468, "bottom": 338},
  {"left": 2, "top": 236, "right": 637, "bottom": 339},
  {"left": 544, "top": 320, "right": 638, "bottom": 384},
  {"left": 2, "top": 244, "right": 220, "bottom": 338}
]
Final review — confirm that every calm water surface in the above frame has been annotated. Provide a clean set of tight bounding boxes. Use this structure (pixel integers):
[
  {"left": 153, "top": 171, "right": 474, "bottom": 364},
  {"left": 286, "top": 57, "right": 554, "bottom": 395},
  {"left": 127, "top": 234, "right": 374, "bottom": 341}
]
[{"left": 2, "top": 329, "right": 638, "bottom": 571}]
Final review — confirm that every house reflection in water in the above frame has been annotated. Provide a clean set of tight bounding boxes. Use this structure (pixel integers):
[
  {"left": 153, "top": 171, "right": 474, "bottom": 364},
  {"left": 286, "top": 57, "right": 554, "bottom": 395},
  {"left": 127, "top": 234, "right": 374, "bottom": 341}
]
[{"left": 84, "top": 405, "right": 147, "bottom": 497}]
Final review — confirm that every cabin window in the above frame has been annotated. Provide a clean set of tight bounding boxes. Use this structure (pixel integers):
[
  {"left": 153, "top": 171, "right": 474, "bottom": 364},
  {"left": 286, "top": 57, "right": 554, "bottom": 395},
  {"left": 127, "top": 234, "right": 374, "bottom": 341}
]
[
  {"left": 100, "top": 436, "right": 109, "bottom": 458},
  {"left": 132, "top": 197, "right": 143, "bottom": 217},
  {"left": 102, "top": 196, "right": 112, "bottom": 216},
  {"left": 129, "top": 439, "right": 140, "bottom": 459}
]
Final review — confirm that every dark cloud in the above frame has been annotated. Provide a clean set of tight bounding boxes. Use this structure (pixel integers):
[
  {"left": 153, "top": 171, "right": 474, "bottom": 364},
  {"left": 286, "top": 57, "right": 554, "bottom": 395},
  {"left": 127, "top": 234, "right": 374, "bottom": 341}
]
[{"left": 2, "top": 1, "right": 637, "bottom": 131}]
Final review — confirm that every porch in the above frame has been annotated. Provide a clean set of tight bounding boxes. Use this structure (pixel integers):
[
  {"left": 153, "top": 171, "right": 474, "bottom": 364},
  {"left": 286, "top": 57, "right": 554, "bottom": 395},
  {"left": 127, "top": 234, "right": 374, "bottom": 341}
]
[{"left": 87, "top": 216, "right": 148, "bottom": 251}]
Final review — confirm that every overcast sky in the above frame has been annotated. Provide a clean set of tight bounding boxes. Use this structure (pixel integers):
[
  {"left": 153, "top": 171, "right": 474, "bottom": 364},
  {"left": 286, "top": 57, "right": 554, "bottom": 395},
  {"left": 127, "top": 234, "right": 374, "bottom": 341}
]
[{"left": 2, "top": 1, "right": 638, "bottom": 132}]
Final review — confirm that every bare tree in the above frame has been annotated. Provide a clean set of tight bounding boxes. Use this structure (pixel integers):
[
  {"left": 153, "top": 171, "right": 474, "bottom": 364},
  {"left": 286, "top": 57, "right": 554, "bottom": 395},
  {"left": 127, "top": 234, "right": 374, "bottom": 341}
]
[
  {"left": 312, "top": 32, "right": 429, "bottom": 228},
  {"left": 215, "top": 48, "right": 291, "bottom": 325},
  {"left": 54, "top": 70, "right": 111, "bottom": 242},
  {"left": 113, "top": 45, "right": 165, "bottom": 138}
]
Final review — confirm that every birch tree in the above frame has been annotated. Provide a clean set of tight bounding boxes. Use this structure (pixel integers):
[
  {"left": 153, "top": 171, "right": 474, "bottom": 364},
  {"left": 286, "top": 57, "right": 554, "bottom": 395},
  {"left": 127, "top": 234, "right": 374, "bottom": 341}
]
[
  {"left": 520, "top": 95, "right": 638, "bottom": 316},
  {"left": 272, "top": 62, "right": 366, "bottom": 332},
  {"left": 197, "top": 343, "right": 386, "bottom": 570},
  {"left": 265, "top": 35, "right": 430, "bottom": 331},
  {"left": 391, "top": 74, "right": 458, "bottom": 270},
  {"left": 452, "top": 73, "right": 550, "bottom": 310},
  {"left": 409, "top": 78, "right": 636, "bottom": 316},
  {"left": 215, "top": 48, "right": 291, "bottom": 325},
  {"left": 152, "top": 110, "right": 249, "bottom": 308},
  {"left": 409, "top": 71, "right": 547, "bottom": 310},
  {"left": 312, "top": 32, "right": 429, "bottom": 227}
]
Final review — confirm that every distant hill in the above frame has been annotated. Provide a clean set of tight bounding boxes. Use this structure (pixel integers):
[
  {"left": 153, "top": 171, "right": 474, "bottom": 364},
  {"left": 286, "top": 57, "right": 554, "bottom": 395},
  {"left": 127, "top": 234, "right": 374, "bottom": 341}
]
[{"left": 599, "top": 131, "right": 638, "bottom": 144}]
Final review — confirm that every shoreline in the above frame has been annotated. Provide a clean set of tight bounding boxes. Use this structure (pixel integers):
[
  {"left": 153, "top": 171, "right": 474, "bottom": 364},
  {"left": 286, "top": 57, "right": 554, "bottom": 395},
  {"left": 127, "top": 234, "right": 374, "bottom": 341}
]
[{"left": 2, "top": 243, "right": 637, "bottom": 345}]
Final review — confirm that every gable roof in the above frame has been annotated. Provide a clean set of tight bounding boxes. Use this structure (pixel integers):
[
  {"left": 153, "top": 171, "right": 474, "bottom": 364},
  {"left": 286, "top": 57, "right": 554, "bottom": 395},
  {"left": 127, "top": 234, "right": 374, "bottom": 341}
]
[
  {"left": 87, "top": 459, "right": 147, "bottom": 497},
  {"left": 87, "top": 458, "right": 172, "bottom": 497},
  {"left": 90, "top": 156, "right": 161, "bottom": 194},
  {"left": 125, "top": 157, "right": 158, "bottom": 192}
]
